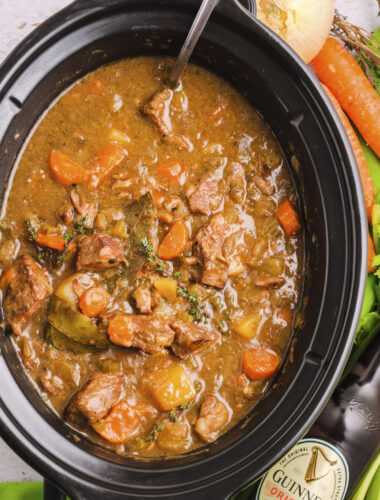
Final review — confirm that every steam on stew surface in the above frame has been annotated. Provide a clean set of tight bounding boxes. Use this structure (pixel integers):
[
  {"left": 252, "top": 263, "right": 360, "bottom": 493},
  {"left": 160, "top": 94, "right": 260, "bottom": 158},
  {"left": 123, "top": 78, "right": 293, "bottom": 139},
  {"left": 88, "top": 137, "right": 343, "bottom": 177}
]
[{"left": 0, "top": 57, "right": 303, "bottom": 456}]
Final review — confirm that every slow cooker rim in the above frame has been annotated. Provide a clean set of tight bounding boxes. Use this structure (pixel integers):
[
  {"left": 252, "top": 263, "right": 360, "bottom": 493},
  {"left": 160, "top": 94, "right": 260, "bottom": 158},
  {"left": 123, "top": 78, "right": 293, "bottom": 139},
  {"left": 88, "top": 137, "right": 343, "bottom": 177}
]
[{"left": 0, "top": 0, "right": 367, "bottom": 497}]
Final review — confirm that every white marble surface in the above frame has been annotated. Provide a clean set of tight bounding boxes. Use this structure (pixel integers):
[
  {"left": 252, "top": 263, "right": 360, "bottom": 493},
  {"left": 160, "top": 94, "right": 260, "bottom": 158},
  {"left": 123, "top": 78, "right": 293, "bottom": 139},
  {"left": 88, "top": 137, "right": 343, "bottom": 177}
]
[{"left": 0, "top": 0, "right": 379, "bottom": 485}]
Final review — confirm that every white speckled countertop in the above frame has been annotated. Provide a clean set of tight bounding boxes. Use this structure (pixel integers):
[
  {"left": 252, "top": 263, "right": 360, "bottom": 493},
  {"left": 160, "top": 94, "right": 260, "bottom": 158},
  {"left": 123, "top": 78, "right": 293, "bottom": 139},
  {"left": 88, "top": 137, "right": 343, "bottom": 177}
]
[{"left": 0, "top": 0, "right": 378, "bottom": 484}]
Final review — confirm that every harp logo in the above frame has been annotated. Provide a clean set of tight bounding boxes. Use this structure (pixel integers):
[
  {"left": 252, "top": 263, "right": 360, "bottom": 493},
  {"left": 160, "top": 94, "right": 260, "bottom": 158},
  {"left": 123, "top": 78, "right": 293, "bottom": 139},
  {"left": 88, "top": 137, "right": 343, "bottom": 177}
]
[{"left": 256, "top": 438, "right": 349, "bottom": 500}]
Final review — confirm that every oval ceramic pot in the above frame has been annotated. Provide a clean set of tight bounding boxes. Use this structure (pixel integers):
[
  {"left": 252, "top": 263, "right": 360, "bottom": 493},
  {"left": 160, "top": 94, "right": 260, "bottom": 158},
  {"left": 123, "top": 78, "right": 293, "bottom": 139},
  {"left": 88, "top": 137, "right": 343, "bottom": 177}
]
[{"left": 0, "top": 1, "right": 367, "bottom": 499}]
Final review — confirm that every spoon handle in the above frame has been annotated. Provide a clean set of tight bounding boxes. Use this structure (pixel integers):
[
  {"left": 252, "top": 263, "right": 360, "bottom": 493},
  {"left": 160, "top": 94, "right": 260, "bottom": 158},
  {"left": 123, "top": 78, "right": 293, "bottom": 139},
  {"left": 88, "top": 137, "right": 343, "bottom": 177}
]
[{"left": 167, "top": 0, "right": 220, "bottom": 87}]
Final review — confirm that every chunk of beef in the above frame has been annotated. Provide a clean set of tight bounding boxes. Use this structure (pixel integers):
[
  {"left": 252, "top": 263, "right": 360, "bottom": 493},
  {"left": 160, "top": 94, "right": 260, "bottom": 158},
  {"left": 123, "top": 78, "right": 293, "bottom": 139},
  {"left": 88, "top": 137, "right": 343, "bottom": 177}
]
[
  {"left": 108, "top": 315, "right": 175, "bottom": 354},
  {"left": 133, "top": 287, "right": 153, "bottom": 313},
  {"left": 186, "top": 174, "right": 222, "bottom": 215},
  {"left": 40, "top": 372, "right": 64, "bottom": 396},
  {"left": 228, "top": 162, "right": 246, "bottom": 203},
  {"left": 3, "top": 255, "right": 51, "bottom": 335},
  {"left": 141, "top": 88, "right": 191, "bottom": 151},
  {"left": 170, "top": 320, "right": 219, "bottom": 358},
  {"left": 65, "top": 372, "right": 124, "bottom": 425},
  {"left": 254, "top": 276, "right": 285, "bottom": 288},
  {"left": 195, "top": 395, "right": 229, "bottom": 442},
  {"left": 250, "top": 154, "right": 274, "bottom": 196},
  {"left": 57, "top": 201, "right": 75, "bottom": 224},
  {"left": 194, "top": 214, "right": 229, "bottom": 288},
  {"left": 70, "top": 190, "right": 98, "bottom": 228},
  {"left": 107, "top": 314, "right": 217, "bottom": 357},
  {"left": 77, "top": 234, "right": 124, "bottom": 271}
]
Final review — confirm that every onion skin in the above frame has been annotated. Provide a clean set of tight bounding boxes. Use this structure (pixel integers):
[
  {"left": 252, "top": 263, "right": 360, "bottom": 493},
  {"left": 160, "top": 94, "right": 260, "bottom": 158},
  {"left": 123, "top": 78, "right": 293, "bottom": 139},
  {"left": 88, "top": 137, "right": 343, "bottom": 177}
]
[{"left": 256, "top": 0, "right": 334, "bottom": 64}]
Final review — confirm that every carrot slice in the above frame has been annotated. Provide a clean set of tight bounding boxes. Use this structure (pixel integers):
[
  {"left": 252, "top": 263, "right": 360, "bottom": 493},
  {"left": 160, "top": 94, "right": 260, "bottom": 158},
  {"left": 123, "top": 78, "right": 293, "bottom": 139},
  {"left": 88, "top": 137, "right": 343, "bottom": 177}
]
[
  {"left": 321, "top": 84, "right": 375, "bottom": 222},
  {"left": 275, "top": 200, "right": 301, "bottom": 237},
  {"left": 79, "top": 286, "right": 110, "bottom": 317},
  {"left": 157, "top": 159, "right": 186, "bottom": 184},
  {"left": 87, "top": 144, "right": 126, "bottom": 189},
  {"left": 368, "top": 233, "right": 376, "bottom": 274},
  {"left": 242, "top": 348, "right": 280, "bottom": 380},
  {"left": 158, "top": 220, "right": 189, "bottom": 260},
  {"left": 312, "top": 38, "right": 380, "bottom": 158},
  {"left": 92, "top": 401, "right": 138, "bottom": 444},
  {"left": 35, "top": 232, "right": 76, "bottom": 252},
  {"left": 151, "top": 189, "right": 165, "bottom": 208},
  {"left": 49, "top": 150, "right": 89, "bottom": 185},
  {"left": 108, "top": 315, "right": 134, "bottom": 347},
  {"left": 0, "top": 267, "right": 14, "bottom": 289}
]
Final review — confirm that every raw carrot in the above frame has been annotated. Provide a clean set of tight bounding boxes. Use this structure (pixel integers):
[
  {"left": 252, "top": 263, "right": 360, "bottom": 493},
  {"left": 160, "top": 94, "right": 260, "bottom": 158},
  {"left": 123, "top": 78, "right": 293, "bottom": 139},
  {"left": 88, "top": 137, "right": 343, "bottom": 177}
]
[
  {"left": 87, "top": 144, "right": 126, "bottom": 189},
  {"left": 275, "top": 200, "right": 301, "bottom": 237},
  {"left": 157, "top": 220, "right": 189, "bottom": 260},
  {"left": 321, "top": 84, "right": 375, "bottom": 222},
  {"left": 312, "top": 38, "right": 380, "bottom": 158},
  {"left": 157, "top": 158, "right": 186, "bottom": 184},
  {"left": 368, "top": 233, "right": 376, "bottom": 274},
  {"left": 35, "top": 232, "right": 76, "bottom": 252},
  {"left": 79, "top": 286, "right": 110, "bottom": 317},
  {"left": 92, "top": 401, "right": 138, "bottom": 444},
  {"left": 242, "top": 348, "right": 280, "bottom": 381},
  {"left": 49, "top": 151, "right": 89, "bottom": 185},
  {"left": 108, "top": 315, "right": 134, "bottom": 347},
  {"left": 0, "top": 267, "right": 14, "bottom": 289}
]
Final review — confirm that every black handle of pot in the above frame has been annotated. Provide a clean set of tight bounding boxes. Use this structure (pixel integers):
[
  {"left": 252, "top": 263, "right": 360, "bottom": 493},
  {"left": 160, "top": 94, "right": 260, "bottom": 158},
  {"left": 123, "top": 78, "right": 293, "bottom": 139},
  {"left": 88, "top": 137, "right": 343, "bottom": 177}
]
[{"left": 44, "top": 479, "right": 67, "bottom": 500}]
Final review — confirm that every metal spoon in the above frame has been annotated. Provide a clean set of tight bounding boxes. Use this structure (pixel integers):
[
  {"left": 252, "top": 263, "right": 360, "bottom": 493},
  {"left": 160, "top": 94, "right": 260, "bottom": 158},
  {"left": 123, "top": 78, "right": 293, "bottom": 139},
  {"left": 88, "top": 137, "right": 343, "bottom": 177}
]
[{"left": 167, "top": 0, "right": 220, "bottom": 87}]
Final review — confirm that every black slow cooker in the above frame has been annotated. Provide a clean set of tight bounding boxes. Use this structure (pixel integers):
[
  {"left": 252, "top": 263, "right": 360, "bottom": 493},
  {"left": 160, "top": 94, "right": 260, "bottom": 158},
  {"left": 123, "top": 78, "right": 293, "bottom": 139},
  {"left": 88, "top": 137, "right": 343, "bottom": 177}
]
[{"left": 0, "top": 1, "right": 367, "bottom": 498}]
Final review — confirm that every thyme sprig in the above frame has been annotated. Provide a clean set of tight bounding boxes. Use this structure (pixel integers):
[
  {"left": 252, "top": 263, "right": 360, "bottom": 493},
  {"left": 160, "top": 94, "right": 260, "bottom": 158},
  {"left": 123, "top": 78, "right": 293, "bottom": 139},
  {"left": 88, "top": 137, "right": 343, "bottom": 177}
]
[
  {"left": 150, "top": 421, "right": 164, "bottom": 442},
  {"left": 74, "top": 215, "right": 87, "bottom": 235},
  {"left": 140, "top": 237, "right": 205, "bottom": 322},
  {"left": 25, "top": 219, "right": 36, "bottom": 241},
  {"left": 141, "top": 237, "right": 165, "bottom": 273}
]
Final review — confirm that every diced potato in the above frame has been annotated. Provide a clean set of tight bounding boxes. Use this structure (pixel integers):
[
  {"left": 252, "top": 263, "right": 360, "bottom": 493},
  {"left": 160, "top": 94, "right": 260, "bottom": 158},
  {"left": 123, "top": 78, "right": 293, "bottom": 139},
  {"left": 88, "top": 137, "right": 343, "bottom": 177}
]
[
  {"left": 176, "top": 310, "right": 194, "bottom": 323},
  {"left": 54, "top": 273, "right": 94, "bottom": 307},
  {"left": 41, "top": 223, "right": 60, "bottom": 235},
  {"left": 107, "top": 127, "right": 131, "bottom": 145},
  {"left": 231, "top": 313, "right": 261, "bottom": 339},
  {"left": 95, "top": 213, "right": 108, "bottom": 231},
  {"left": 157, "top": 421, "right": 192, "bottom": 452},
  {"left": 154, "top": 277, "right": 177, "bottom": 303},
  {"left": 153, "top": 300, "right": 176, "bottom": 316},
  {"left": 111, "top": 220, "right": 128, "bottom": 239},
  {"left": 188, "top": 283, "right": 202, "bottom": 297},
  {"left": 145, "top": 364, "right": 196, "bottom": 411},
  {"left": 228, "top": 257, "right": 245, "bottom": 277},
  {"left": 263, "top": 257, "right": 284, "bottom": 276}
]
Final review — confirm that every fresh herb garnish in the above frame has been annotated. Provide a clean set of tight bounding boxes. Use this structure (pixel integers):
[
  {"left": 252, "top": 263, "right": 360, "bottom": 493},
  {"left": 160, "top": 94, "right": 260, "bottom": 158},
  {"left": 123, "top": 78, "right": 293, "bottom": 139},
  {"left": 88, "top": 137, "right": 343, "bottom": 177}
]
[
  {"left": 169, "top": 410, "right": 178, "bottom": 422},
  {"left": 177, "top": 286, "right": 204, "bottom": 322},
  {"left": 140, "top": 239, "right": 204, "bottom": 321},
  {"left": 74, "top": 215, "right": 87, "bottom": 235},
  {"left": 189, "top": 305, "right": 203, "bottom": 322},
  {"left": 36, "top": 250, "right": 50, "bottom": 262},
  {"left": 150, "top": 421, "right": 164, "bottom": 442},
  {"left": 178, "top": 401, "right": 193, "bottom": 411},
  {"left": 57, "top": 252, "right": 68, "bottom": 265},
  {"left": 140, "top": 238, "right": 165, "bottom": 273},
  {"left": 63, "top": 233, "right": 71, "bottom": 242},
  {"left": 25, "top": 219, "right": 36, "bottom": 241},
  {"left": 141, "top": 236, "right": 153, "bottom": 255}
]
